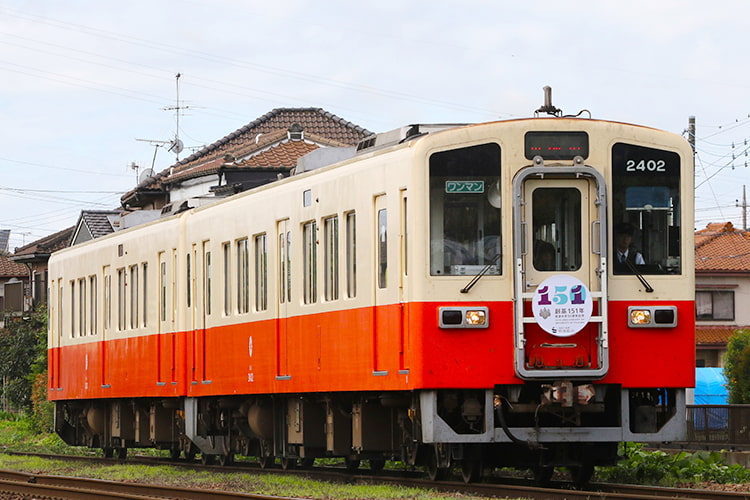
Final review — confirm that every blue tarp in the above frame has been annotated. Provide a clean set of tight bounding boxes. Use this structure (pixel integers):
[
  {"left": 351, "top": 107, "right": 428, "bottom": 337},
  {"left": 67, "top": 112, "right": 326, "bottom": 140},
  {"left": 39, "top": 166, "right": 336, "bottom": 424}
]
[{"left": 694, "top": 367, "right": 728, "bottom": 405}]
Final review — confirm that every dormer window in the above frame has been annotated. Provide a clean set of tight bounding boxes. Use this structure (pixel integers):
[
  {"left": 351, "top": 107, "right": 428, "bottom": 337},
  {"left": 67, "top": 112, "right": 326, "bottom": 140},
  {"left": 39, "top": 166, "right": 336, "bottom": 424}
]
[{"left": 288, "top": 123, "right": 304, "bottom": 141}]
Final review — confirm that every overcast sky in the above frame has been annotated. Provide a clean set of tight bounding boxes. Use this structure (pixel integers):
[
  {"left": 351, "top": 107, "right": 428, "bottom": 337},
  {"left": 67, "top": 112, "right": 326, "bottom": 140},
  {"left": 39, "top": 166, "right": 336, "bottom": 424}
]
[{"left": 1, "top": 1, "right": 748, "bottom": 250}]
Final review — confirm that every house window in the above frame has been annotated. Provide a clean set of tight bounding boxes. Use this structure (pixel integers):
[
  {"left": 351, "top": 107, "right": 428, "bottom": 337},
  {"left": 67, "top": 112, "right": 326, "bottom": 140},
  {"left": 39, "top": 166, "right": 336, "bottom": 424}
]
[{"left": 696, "top": 290, "right": 734, "bottom": 321}]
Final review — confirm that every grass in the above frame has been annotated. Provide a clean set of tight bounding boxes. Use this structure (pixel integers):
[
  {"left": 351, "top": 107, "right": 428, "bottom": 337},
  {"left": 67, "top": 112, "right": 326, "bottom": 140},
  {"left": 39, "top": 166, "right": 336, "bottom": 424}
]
[{"left": 0, "top": 417, "right": 516, "bottom": 500}]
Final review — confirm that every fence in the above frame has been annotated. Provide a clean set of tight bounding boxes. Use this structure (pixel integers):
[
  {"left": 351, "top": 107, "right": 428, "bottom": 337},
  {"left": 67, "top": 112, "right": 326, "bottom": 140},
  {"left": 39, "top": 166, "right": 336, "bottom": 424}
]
[{"left": 687, "top": 405, "right": 750, "bottom": 447}]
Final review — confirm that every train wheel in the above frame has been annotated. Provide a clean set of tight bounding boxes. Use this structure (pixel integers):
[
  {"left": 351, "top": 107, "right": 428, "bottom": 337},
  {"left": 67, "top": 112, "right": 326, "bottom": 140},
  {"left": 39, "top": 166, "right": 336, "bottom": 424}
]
[
  {"left": 532, "top": 466, "right": 554, "bottom": 485},
  {"left": 460, "top": 459, "right": 482, "bottom": 484},
  {"left": 259, "top": 456, "right": 275, "bottom": 469},
  {"left": 369, "top": 458, "right": 386, "bottom": 473},
  {"left": 280, "top": 457, "right": 297, "bottom": 470},
  {"left": 567, "top": 464, "right": 594, "bottom": 486},
  {"left": 344, "top": 457, "right": 361, "bottom": 472},
  {"left": 218, "top": 453, "right": 234, "bottom": 467},
  {"left": 426, "top": 450, "right": 448, "bottom": 481}
]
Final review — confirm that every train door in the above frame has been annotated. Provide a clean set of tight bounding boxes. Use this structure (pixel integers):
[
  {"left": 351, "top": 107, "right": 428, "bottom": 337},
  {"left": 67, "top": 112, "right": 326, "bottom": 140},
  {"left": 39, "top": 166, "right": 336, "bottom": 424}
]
[
  {"left": 276, "top": 219, "right": 291, "bottom": 380},
  {"left": 513, "top": 165, "right": 608, "bottom": 379},
  {"left": 202, "top": 243, "right": 211, "bottom": 381},
  {"left": 373, "top": 194, "right": 391, "bottom": 375}
]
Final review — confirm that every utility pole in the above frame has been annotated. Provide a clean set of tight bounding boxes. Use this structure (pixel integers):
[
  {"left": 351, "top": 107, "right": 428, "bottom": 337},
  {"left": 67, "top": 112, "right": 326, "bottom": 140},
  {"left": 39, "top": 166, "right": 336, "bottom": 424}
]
[
  {"left": 737, "top": 185, "right": 748, "bottom": 230},
  {"left": 688, "top": 116, "right": 696, "bottom": 155}
]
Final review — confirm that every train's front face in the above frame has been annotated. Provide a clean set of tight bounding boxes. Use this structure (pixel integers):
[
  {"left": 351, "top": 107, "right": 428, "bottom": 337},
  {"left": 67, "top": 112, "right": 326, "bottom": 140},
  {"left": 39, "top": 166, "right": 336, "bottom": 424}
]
[{"left": 420, "top": 118, "right": 693, "bottom": 459}]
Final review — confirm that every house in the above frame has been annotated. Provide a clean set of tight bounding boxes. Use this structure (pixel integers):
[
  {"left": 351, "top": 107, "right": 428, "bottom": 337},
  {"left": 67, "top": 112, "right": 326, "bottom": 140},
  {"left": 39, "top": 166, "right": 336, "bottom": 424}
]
[
  {"left": 120, "top": 107, "right": 373, "bottom": 217},
  {"left": 10, "top": 226, "right": 75, "bottom": 312},
  {"left": 0, "top": 250, "right": 31, "bottom": 325},
  {"left": 694, "top": 222, "right": 750, "bottom": 367},
  {"left": 69, "top": 210, "right": 123, "bottom": 246},
  {"left": 6, "top": 108, "right": 373, "bottom": 313}
]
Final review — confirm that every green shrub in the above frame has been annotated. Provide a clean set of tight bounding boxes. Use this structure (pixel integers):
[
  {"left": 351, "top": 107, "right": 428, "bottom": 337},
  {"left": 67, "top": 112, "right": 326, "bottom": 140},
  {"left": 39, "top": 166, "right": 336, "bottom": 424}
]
[{"left": 598, "top": 443, "right": 750, "bottom": 485}]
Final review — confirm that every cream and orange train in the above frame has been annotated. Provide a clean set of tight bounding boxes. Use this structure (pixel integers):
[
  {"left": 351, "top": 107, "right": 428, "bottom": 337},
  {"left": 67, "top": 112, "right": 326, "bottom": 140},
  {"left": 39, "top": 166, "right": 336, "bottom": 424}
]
[{"left": 48, "top": 103, "right": 694, "bottom": 482}]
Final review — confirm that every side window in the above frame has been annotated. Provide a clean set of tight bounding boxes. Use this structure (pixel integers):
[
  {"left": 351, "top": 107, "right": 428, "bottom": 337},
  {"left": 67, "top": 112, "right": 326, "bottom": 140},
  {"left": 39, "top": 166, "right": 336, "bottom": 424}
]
[
  {"left": 78, "top": 278, "right": 86, "bottom": 337},
  {"left": 378, "top": 209, "right": 387, "bottom": 289},
  {"left": 429, "top": 143, "right": 502, "bottom": 276},
  {"left": 303, "top": 221, "right": 318, "bottom": 304},
  {"left": 141, "top": 263, "right": 148, "bottom": 327},
  {"left": 118, "top": 268, "right": 126, "bottom": 331},
  {"left": 324, "top": 216, "right": 339, "bottom": 301},
  {"left": 254, "top": 234, "right": 267, "bottom": 311},
  {"left": 612, "top": 143, "right": 681, "bottom": 275},
  {"left": 222, "top": 243, "right": 231, "bottom": 316},
  {"left": 89, "top": 275, "right": 97, "bottom": 335},
  {"left": 130, "top": 265, "right": 138, "bottom": 329},
  {"left": 237, "top": 238, "right": 249, "bottom": 314},
  {"left": 205, "top": 249, "right": 212, "bottom": 316},
  {"left": 346, "top": 212, "right": 357, "bottom": 298},
  {"left": 70, "top": 280, "right": 75, "bottom": 337}
]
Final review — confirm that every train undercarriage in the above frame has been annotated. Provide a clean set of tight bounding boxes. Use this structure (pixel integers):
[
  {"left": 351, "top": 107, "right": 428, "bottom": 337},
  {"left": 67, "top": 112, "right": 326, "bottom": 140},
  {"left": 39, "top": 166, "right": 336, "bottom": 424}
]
[{"left": 54, "top": 382, "right": 685, "bottom": 483}]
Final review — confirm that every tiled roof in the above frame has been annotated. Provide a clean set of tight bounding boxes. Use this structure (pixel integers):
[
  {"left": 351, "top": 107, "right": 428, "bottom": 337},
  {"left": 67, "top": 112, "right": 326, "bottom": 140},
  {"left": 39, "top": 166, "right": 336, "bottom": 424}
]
[
  {"left": 80, "top": 210, "right": 121, "bottom": 239},
  {"left": 12, "top": 226, "right": 74, "bottom": 258},
  {"left": 695, "top": 222, "right": 750, "bottom": 272},
  {"left": 0, "top": 252, "right": 27, "bottom": 277},
  {"left": 696, "top": 325, "right": 746, "bottom": 345},
  {"left": 122, "top": 108, "right": 372, "bottom": 204}
]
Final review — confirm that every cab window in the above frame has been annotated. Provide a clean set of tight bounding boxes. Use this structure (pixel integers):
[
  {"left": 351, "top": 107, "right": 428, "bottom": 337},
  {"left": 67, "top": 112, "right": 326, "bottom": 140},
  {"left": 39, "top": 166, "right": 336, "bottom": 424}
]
[
  {"left": 612, "top": 143, "right": 681, "bottom": 275},
  {"left": 429, "top": 143, "right": 501, "bottom": 276}
]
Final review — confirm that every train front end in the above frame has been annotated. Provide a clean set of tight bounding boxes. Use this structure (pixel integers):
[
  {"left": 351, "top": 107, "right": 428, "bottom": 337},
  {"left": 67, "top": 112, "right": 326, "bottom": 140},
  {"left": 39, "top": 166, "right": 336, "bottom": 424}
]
[{"left": 410, "top": 114, "right": 694, "bottom": 480}]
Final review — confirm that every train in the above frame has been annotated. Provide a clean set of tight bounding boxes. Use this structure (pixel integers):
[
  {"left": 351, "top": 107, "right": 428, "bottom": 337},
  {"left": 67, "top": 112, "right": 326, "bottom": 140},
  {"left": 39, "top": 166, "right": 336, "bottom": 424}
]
[{"left": 48, "top": 91, "right": 695, "bottom": 483}]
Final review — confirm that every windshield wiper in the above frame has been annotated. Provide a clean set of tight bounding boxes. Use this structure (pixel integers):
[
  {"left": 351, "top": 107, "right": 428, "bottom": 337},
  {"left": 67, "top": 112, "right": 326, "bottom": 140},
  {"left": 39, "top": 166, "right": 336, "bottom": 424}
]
[
  {"left": 460, "top": 254, "right": 501, "bottom": 294},
  {"left": 623, "top": 258, "right": 654, "bottom": 293}
]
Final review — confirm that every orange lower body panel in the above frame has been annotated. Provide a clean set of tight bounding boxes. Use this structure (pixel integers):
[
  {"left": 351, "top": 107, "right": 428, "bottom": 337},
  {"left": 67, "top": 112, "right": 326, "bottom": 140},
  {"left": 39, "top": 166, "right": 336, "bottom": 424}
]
[{"left": 48, "top": 299, "right": 694, "bottom": 401}]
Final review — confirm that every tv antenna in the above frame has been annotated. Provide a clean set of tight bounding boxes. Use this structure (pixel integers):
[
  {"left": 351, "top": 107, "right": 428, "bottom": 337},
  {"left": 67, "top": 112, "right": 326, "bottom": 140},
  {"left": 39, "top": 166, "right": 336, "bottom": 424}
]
[
  {"left": 136, "top": 73, "right": 191, "bottom": 167},
  {"left": 163, "top": 72, "right": 188, "bottom": 160}
]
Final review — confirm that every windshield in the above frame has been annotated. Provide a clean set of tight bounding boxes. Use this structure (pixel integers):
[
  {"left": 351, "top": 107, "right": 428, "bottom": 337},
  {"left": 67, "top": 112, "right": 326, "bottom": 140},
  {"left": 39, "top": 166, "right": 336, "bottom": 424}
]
[
  {"left": 612, "top": 143, "right": 681, "bottom": 275},
  {"left": 429, "top": 143, "right": 502, "bottom": 276}
]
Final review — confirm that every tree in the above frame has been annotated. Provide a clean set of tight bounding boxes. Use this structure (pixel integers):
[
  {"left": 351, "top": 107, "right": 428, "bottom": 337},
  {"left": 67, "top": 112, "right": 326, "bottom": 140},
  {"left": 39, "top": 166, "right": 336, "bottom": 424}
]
[
  {"left": 0, "top": 306, "right": 47, "bottom": 413},
  {"left": 723, "top": 328, "right": 750, "bottom": 404}
]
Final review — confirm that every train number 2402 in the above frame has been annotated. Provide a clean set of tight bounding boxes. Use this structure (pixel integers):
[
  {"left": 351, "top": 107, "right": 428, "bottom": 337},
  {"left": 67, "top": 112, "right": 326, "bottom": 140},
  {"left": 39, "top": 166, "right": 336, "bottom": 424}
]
[{"left": 626, "top": 159, "right": 666, "bottom": 172}]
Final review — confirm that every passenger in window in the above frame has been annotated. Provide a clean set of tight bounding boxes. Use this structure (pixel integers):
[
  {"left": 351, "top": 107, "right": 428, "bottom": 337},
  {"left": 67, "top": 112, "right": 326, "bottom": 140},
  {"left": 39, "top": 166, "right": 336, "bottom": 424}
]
[
  {"left": 613, "top": 222, "right": 645, "bottom": 272},
  {"left": 533, "top": 240, "right": 556, "bottom": 271}
]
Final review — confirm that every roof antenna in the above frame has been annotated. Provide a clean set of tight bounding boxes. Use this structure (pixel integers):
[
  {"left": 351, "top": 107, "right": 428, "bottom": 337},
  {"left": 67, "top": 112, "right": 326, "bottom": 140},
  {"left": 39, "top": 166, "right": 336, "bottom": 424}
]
[
  {"left": 163, "top": 73, "right": 186, "bottom": 161},
  {"left": 535, "top": 85, "right": 562, "bottom": 117}
]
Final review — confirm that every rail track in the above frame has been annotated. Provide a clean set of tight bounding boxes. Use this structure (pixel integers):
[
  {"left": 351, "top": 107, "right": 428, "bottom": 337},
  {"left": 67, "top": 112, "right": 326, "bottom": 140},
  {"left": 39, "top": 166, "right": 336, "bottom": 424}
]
[{"left": 2, "top": 451, "right": 750, "bottom": 500}]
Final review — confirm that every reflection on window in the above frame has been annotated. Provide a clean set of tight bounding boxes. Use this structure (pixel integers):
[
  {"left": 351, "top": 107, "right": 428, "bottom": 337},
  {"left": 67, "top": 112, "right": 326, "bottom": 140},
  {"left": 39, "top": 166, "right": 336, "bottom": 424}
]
[
  {"left": 532, "top": 188, "right": 581, "bottom": 271},
  {"left": 612, "top": 143, "right": 681, "bottom": 275},
  {"left": 429, "top": 143, "right": 502, "bottom": 276},
  {"left": 696, "top": 290, "right": 734, "bottom": 321}
]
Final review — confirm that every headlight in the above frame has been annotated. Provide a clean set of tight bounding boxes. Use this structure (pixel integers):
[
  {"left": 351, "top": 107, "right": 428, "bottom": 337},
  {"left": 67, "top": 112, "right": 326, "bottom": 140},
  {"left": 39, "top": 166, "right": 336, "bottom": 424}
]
[
  {"left": 630, "top": 309, "right": 652, "bottom": 325},
  {"left": 439, "top": 307, "right": 489, "bottom": 329},
  {"left": 465, "top": 309, "right": 487, "bottom": 326},
  {"left": 628, "top": 306, "right": 677, "bottom": 328}
]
